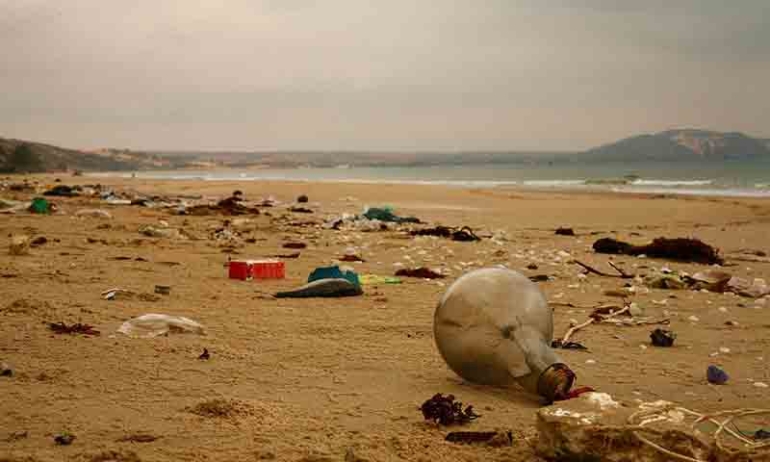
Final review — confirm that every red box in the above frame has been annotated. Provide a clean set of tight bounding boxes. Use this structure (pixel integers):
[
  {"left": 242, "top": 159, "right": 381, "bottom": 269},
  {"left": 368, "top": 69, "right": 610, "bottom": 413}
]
[
  {"left": 229, "top": 260, "right": 253, "bottom": 280},
  {"left": 229, "top": 260, "right": 285, "bottom": 280},
  {"left": 251, "top": 260, "right": 285, "bottom": 279}
]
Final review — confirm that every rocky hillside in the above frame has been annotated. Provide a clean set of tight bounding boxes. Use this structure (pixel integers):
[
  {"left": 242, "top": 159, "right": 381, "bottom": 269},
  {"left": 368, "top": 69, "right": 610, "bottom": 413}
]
[
  {"left": 581, "top": 129, "right": 770, "bottom": 162},
  {"left": 0, "top": 137, "right": 171, "bottom": 173}
]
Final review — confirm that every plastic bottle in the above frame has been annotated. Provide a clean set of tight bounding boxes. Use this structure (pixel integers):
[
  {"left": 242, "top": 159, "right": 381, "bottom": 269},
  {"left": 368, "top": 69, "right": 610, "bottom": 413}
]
[{"left": 434, "top": 267, "right": 574, "bottom": 403}]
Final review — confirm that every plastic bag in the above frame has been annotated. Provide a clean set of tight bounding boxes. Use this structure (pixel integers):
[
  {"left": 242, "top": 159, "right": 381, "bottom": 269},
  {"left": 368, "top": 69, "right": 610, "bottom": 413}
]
[{"left": 117, "top": 314, "right": 204, "bottom": 338}]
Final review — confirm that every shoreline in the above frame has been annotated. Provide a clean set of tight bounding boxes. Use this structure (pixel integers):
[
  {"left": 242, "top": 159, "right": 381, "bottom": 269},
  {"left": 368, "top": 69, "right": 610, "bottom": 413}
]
[{"left": 80, "top": 170, "right": 770, "bottom": 200}]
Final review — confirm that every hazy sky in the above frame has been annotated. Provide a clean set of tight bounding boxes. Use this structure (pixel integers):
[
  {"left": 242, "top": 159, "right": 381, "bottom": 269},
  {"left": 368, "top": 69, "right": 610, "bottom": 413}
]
[{"left": 2, "top": 1, "right": 769, "bottom": 151}]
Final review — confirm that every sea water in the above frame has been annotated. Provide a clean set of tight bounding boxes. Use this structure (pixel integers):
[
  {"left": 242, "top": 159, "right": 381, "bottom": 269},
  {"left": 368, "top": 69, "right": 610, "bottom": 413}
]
[{"left": 92, "top": 159, "right": 770, "bottom": 198}]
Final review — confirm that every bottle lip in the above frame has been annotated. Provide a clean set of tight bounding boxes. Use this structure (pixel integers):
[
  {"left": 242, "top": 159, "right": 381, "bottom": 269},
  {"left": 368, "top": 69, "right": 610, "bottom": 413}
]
[{"left": 537, "top": 363, "right": 576, "bottom": 404}]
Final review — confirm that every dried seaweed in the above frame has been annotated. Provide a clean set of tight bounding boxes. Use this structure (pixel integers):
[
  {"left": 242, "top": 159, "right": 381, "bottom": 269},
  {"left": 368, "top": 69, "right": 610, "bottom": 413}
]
[
  {"left": 420, "top": 394, "right": 479, "bottom": 426},
  {"left": 410, "top": 226, "right": 481, "bottom": 242},
  {"left": 445, "top": 431, "right": 513, "bottom": 446},
  {"left": 395, "top": 267, "right": 445, "bottom": 279},
  {"left": 48, "top": 322, "right": 100, "bottom": 336},
  {"left": 593, "top": 237, "right": 723, "bottom": 265}
]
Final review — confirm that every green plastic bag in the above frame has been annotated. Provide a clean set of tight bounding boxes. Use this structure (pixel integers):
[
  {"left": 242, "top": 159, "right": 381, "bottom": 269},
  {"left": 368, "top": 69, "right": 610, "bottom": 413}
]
[{"left": 29, "top": 197, "right": 50, "bottom": 214}]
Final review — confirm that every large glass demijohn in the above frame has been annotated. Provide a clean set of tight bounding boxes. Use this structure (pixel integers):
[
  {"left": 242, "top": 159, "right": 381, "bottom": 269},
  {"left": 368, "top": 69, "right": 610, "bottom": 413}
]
[{"left": 434, "top": 267, "right": 575, "bottom": 403}]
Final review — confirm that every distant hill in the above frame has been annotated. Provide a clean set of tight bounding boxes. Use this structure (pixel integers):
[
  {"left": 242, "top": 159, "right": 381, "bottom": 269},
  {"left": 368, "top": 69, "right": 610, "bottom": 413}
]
[
  {"left": 580, "top": 129, "right": 770, "bottom": 162},
  {"left": 0, "top": 137, "right": 172, "bottom": 173}
]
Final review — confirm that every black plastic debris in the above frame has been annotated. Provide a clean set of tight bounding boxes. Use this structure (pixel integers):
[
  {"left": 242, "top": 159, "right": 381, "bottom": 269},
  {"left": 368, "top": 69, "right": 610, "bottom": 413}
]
[
  {"left": 551, "top": 340, "right": 588, "bottom": 350},
  {"left": 54, "top": 433, "right": 75, "bottom": 446},
  {"left": 650, "top": 328, "right": 676, "bottom": 347}
]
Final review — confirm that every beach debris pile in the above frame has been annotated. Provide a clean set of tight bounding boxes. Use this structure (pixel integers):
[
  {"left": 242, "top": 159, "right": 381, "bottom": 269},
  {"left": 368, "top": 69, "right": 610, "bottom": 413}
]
[
  {"left": 420, "top": 394, "right": 479, "bottom": 426},
  {"left": 410, "top": 225, "right": 481, "bottom": 242},
  {"left": 536, "top": 394, "right": 770, "bottom": 461},
  {"left": 183, "top": 190, "right": 262, "bottom": 216},
  {"left": 643, "top": 268, "right": 770, "bottom": 298}
]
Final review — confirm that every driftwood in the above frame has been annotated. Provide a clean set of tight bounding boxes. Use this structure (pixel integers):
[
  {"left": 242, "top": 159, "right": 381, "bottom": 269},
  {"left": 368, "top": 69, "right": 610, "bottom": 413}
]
[
  {"left": 559, "top": 305, "right": 630, "bottom": 345},
  {"left": 573, "top": 260, "right": 635, "bottom": 279}
]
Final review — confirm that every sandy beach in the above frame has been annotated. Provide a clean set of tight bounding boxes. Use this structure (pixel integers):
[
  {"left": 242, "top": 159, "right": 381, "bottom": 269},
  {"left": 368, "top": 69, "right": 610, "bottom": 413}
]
[{"left": 2, "top": 176, "right": 769, "bottom": 461}]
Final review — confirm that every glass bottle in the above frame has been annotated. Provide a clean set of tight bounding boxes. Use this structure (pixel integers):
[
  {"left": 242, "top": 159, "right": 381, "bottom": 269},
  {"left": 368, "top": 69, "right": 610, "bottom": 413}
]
[{"left": 434, "top": 267, "right": 574, "bottom": 403}]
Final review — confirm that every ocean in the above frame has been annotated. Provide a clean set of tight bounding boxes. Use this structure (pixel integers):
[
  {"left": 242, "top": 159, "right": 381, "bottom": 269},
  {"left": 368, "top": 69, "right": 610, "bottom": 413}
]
[{"left": 93, "top": 160, "right": 770, "bottom": 198}]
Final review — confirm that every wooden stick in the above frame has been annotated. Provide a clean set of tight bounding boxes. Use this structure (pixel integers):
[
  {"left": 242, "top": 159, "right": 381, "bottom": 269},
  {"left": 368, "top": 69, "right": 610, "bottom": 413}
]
[
  {"left": 560, "top": 305, "right": 631, "bottom": 343},
  {"left": 608, "top": 261, "right": 635, "bottom": 278},
  {"left": 561, "top": 318, "right": 594, "bottom": 344},
  {"left": 573, "top": 260, "right": 633, "bottom": 279}
]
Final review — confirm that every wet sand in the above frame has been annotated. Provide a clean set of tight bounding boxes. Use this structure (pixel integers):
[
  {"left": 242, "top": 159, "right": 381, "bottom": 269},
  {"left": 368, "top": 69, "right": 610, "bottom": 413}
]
[{"left": 1, "top": 176, "right": 769, "bottom": 461}]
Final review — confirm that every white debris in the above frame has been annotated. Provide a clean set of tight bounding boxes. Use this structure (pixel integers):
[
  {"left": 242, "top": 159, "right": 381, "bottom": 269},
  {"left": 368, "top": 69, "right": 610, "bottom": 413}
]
[{"left": 585, "top": 392, "right": 619, "bottom": 410}]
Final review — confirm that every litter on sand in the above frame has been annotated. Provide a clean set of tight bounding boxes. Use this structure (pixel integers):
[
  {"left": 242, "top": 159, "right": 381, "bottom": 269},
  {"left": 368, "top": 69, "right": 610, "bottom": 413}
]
[
  {"left": 275, "top": 278, "right": 363, "bottom": 298},
  {"left": 395, "top": 267, "right": 445, "bottom": 279},
  {"left": 420, "top": 394, "right": 479, "bottom": 426},
  {"left": 359, "top": 274, "right": 402, "bottom": 285},
  {"left": 593, "top": 237, "right": 723, "bottom": 265},
  {"left": 410, "top": 226, "right": 481, "bottom": 242},
  {"left": 117, "top": 314, "right": 205, "bottom": 338}
]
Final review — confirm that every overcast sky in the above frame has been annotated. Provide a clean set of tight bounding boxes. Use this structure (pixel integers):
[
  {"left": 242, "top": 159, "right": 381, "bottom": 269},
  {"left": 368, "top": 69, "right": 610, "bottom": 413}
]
[{"left": 1, "top": 0, "right": 768, "bottom": 151}]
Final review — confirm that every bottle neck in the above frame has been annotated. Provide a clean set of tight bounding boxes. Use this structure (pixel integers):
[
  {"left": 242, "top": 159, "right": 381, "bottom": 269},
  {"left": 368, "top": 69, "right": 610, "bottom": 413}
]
[{"left": 511, "top": 327, "right": 574, "bottom": 403}]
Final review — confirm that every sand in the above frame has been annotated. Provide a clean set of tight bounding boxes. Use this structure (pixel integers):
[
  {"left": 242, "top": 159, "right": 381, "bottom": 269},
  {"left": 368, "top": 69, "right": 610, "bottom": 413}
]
[{"left": 1, "top": 176, "right": 769, "bottom": 461}]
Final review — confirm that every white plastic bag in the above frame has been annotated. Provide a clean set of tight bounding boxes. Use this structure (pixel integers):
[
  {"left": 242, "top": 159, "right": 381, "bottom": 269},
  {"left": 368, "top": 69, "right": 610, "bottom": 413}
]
[{"left": 117, "top": 313, "right": 204, "bottom": 338}]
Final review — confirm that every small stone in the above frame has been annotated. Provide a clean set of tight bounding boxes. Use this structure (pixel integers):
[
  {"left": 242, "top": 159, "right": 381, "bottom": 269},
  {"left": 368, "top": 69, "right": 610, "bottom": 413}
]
[
  {"left": 0, "top": 362, "right": 12, "bottom": 377},
  {"left": 585, "top": 359, "right": 596, "bottom": 365},
  {"left": 54, "top": 433, "right": 76, "bottom": 445},
  {"left": 754, "top": 382, "right": 769, "bottom": 388},
  {"left": 718, "top": 307, "right": 728, "bottom": 313},
  {"left": 688, "top": 315, "right": 699, "bottom": 322},
  {"left": 719, "top": 347, "right": 731, "bottom": 354},
  {"left": 629, "top": 303, "right": 644, "bottom": 317}
]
